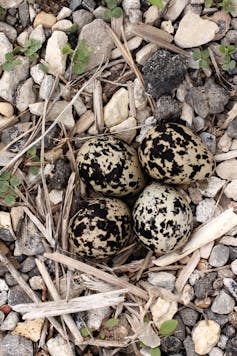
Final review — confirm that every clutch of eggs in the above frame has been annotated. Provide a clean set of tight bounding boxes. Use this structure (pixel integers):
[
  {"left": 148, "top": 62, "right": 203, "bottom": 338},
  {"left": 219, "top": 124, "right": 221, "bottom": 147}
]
[
  {"left": 138, "top": 122, "right": 215, "bottom": 184},
  {"left": 78, "top": 136, "right": 145, "bottom": 197},
  {"left": 69, "top": 197, "right": 132, "bottom": 259}
]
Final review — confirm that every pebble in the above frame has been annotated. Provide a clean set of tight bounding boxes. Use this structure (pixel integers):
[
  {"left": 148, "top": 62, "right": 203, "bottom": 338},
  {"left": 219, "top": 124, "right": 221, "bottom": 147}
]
[
  {"left": 179, "top": 307, "right": 198, "bottom": 327},
  {"left": 224, "top": 180, "right": 237, "bottom": 201},
  {"left": 72, "top": 9, "right": 93, "bottom": 30},
  {"left": 226, "top": 336, "right": 237, "bottom": 354},
  {"left": 174, "top": 12, "right": 218, "bottom": 48},
  {"left": 164, "top": 0, "right": 189, "bottom": 21},
  {"left": 110, "top": 117, "right": 137, "bottom": 144},
  {"left": 0, "top": 279, "right": 9, "bottom": 291},
  {"left": 136, "top": 43, "right": 158, "bottom": 66},
  {"left": 87, "top": 306, "right": 111, "bottom": 330},
  {"left": 29, "top": 24, "right": 46, "bottom": 43},
  {"left": 144, "top": 5, "right": 160, "bottom": 26},
  {"left": 161, "top": 336, "right": 182, "bottom": 354},
  {"left": 195, "top": 297, "right": 212, "bottom": 309},
  {"left": 21, "top": 257, "right": 36, "bottom": 273},
  {"left": 209, "top": 347, "right": 224, "bottom": 356},
  {"left": 16, "top": 78, "right": 36, "bottom": 112},
  {"left": 122, "top": 0, "right": 140, "bottom": 15},
  {"left": 0, "top": 102, "right": 14, "bottom": 118},
  {"left": 216, "top": 159, "right": 237, "bottom": 180},
  {"left": 0, "top": 0, "right": 23, "bottom": 7},
  {"left": 75, "top": 110, "right": 94, "bottom": 135},
  {"left": 211, "top": 290, "right": 235, "bottom": 314},
  {"left": 218, "top": 334, "right": 228, "bottom": 350},
  {"left": 184, "top": 335, "right": 198, "bottom": 356},
  {"left": 0, "top": 335, "right": 33, "bottom": 356},
  {"left": 231, "top": 137, "right": 237, "bottom": 149},
  {"left": 148, "top": 272, "right": 175, "bottom": 291},
  {"left": 39, "top": 75, "right": 54, "bottom": 100},
  {"left": 17, "top": 30, "right": 29, "bottom": 46},
  {"left": 0, "top": 56, "right": 29, "bottom": 103},
  {"left": 79, "top": 19, "right": 114, "bottom": 71},
  {"left": 33, "top": 11, "right": 56, "bottom": 28},
  {"left": 45, "top": 31, "right": 68, "bottom": 75},
  {"left": 224, "top": 278, "right": 237, "bottom": 301},
  {"left": 69, "top": 0, "right": 82, "bottom": 11},
  {"left": 73, "top": 97, "right": 87, "bottom": 116},
  {"left": 18, "top": 0, "right": 30, "bottom": 28},
  {"left": 48, "top": 158, "right": 71, "bottom": 190},
  {"left": 29, "top": 276, "right": 43, "bottom": 290},
  {"left": 14, "top": 219, "right": 44, "bottom": 256},
  {"left": 199, "top": 132, "right": 217, "bottom": 154},
  {"left": 218, "top": 132, "right": 232, "bottom": 153},
  {"left": 57, "top": 7, "right": 72, "bottom": 20},
  {"left": 143, "top": 49, "right": 188, "bottom": 100},
  {"left": 30, "top": 64, "right": 45, "bottom": 84},
  {"left": 12, "top": 318, "right": 45, "bottom": 342},
  {"left": 0, "top": 291, "right": 8, "bottom": 306},
  {"left": 49, "top": 189, "right": 63, "bottom": 205},
  {"left": 231, "top": 259, "right": 237, "bottom": 275},
  {"left": 196, "top": 198, "right": 217, "bottom": 223},
  {"left": 104, "top": 88, "right": 128, "bottom": 127},
  {"left": 47, "top": 335, "right": 74, "bottom": 356},
  {"left": 0, "top": 311, "right": 19, "bottom": 331},
  {"left": 209, "top": 245, "right": 230, "bottom": 267},
  {"left": 0, "top": 32, "right": 13, "bottom": 66},
  {"left": 151, "top": 297, "right": 178, "bottom": 328},
  {"left": 198, "top": 177, "right": 226, "bottom": 198},
  {"left": 111, "top": 36, "right": 142, "bottom": 59},
  {"left": 0, "top": 211, "right": 14, "bottom": 241},
  {"left": 194, "top": 272, "right": 216, "bottom": 299},
  {"left": 231, "top": 0, "right": 237, "bottom": 17},
  {"left": 52, "top": 19, "right": 73, "bottom": 32},
  {"left": 0, "top": 21, "right": 17, "bottom": 42},
  {"left": 134, "top": 78, "right": 147, "bottom": 110},
  {"left": 161, "top": 20, "right": 174, "bottom": 34},
  {"left": 8, "top": 285, "right": 32, "bottom": 306},
  {"left": 227, "top": 117, "right": 237, "bottom": 138},
  {"left": 173, "top": 315, "right": 186, "bottom": 341},
  {"left": 192, "top": 320, "right": 221, "bottom": 355}
]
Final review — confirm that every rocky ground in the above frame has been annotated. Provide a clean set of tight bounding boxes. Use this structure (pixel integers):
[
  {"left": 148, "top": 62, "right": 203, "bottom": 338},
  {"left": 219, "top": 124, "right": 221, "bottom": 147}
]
[{"left": 0, "top": 0, "right": 237, "bottom": 355}]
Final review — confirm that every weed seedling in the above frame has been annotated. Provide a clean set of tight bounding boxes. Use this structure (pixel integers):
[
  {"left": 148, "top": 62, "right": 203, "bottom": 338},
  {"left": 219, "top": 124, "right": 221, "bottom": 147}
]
[
  {"left": 205, "top": 0, "right": 235, "bottom": 12},
  {"left": 104, "top": 0, "right": 123, "bottom": 19},
  {"left": 27, "top": 146, "right": 40, "bottom": 176},
  {"left": 0, "top": 172, "right": 21, "bottom": 206},
  {"left": 193, "top": 49, "right": 210, "bottom": 69},
  {"left": 2, "top": 48, "right": 22, "bottom": 72},
  {"left": 21, "top": 39, "right": 42, "bottom": 62},
  {"left": 62, "top": 39, "right": 92, "bottom": 75},
  {"left": 146, "top": 0, "right": 164, "bottom": 9},
  {"left": 219, "top": 44, "right": 236, "bottom": 71}
]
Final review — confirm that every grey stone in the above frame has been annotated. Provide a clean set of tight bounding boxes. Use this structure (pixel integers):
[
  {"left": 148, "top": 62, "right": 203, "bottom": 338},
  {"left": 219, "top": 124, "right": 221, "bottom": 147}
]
[
  {"left": 6, "top": 14, "right": 17, "bottom": 26},
  {"left": 0, "top": 310, "right": 4, "bottom": 322},
  {"left": 35, "top": 123, "right": 60, "bottom": 150},
  {"left": 21, "top": 257, "right": 36, "bottom": 273},
  {"left": 18, "top": 0, "right": 30, "bottom": 28},
  {"left": 143, "top": 50, "right": 188, "bottom": 100},
  {"left": 39, "top": 75, "right": 54, "bottom": 100},
  {"left": 1, "top": 123, "right": 31, "bottom": 153},
  {"left": 199, "top": 132, "right": 216, "bottom": 154},
  {"left": 48, "top": 158, "right": 72, "bottom": 190},
  {"left": 229, "top": 246, "right": 237, "bottom": 262},
  {"left": 0, "top": 290, "right": 8, "bottom": 306},
  {"left": 0, "top": 335, "right": 33, "bottom": 356},
  {"left": 72, "top": 9, "right": 93, "bottom": 30},
  {"left": 173, "top": 315, "right": 186, "bottom": 341},
  {"left": 218, "top": 334, "right": 228, "bottom": 350},
  {"left": 226, "top": 336, "right": 237, "bottom": 355},
  {"left": 14, "top": 219, "right": 44, "bottom": 256},
  {"left": 209, "top": 245, "right": 230, "bottom": 267},
  {"left": 186, "top": 79, "right": 229, "bottom": 118},
  {"left": 161, "top": 336, "right": 182, "bottom": 354},
  {"left": 0, "top": 21, "right": 17, "bottom": 42},
  {"left": 192, "top": 116, "right": 205, "bottom": 132},
  {"left": 180, "top": 307, "right": 199, "bottom": 326},
  {"left": 225, "top": 30, "right": 237, "bottom": 45},
  {"left": 184, "top": 336, "right": 198, "bottom": 356},
  {"left": 148, "top": 271, "right": 175, "bottom": 291},
  {"left": 154, "top": 95, "right": 182, "bottom": 123},
  {"left": 196, "top": 198, "right": 216, "bottom": 223},
  {"left": 0, "top": 56, "right": 29, "bottom": 103},
  {"left": 227, "top": 117, "right": 237, "bottom": 138},
  {"left": 8, "top": 285, "right": 32, "bottom": 306},
  {"left": 82, "top": 0, "right": 95, "bottom": 11},
  {"left": 0, "top": 32, "right": 13, "bottom": 66},
  {"left": 16, "top": 78, "right": 36, "bottom": 112},
  {"left": 0, "top": 278, "right": 9, "bottom": 291},
  {"left": 0, "top": 0, "right": 23, "bottom": 8},
  {"left": 194, "top": 271, "right": 217, "bottom": 299},
  {"left": 223, "top": 278, "right": 237, "bottom": 301},
  {"left": 0, "top": 311, "right": 19, "bottom": 331},
  {"left": 211, "top": 290, "right": 235, "bottom": 314},
  {"left": 209, "top": 347, "right": 223, "bottom": 356},
  {"left": 79, "top": 19, "right": 114, "bottom": 71},
  {"left": 222, "top": 324, "right": 236, "bottom": 338},
  {"left": 206, "top": 309, "right": 229, "bottom": 326},
  {"left": 69, "top": 0, "right": 82, "bottom": 10}
]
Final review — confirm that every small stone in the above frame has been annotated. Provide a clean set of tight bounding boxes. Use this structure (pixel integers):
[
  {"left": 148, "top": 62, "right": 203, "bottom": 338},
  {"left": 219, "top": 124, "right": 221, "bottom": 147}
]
[
  {"left": 122, "top": 0, "right": 140, "bottom": 15},
  {"left": 39, "top": 75, "right": 54, "bottom": 100},
  {"left": 0, "top": 279, "right": 8, "bottom": 292},
  {"left": 206, "top": 310, "right": 229, "bottom": 327},
  {"left": 33, "top": 11, "right": 56, "bottom": 28},
  {"left": 49, "top": 189, "right": 63, "bottom": 205},
  {"left": 184, "top": 336, "right": 198, "bottom": 356},
  {"left": 211, "top": 290, "right": 235, "bottom": 314},
  {"left": 192, "top": 320, "right": 221, "bottom": 355},
  {"left": 0, "top": 21, "right": 17, "bottom": 42},
  {"left": 16, "top": 78, "right": 36, "bottom": 112},
  {"left": 0, "top": 0, "right": 23, "bottom": 8},
  {"left": 196, "top": 198, "right": 217, "bottom": 223},
  {"left": 224, "top": 180, "right": 237, "bottom": 201},
  {"left": 194, "top": 272, "right": 216, "bottom": 299},
  {"left": 57, "top": 7, "right": 72, "bottom": 20},
  {"left": 216, "top": 159, "right": 237, "bottom": 180},
  {"left": 148, "top": 272, "right": 175, "bottom": 291},
  {"left": 223, "top": 278, "right": 237, "bottom": 301},
  {"left": 218, "top": 131, "right": 232, "bottom": 152},
  {"left": 21, "top": 257, "right": 36, "bottom": 273},
  {"left": 0, "top": 291, "right": 8, "bottom": 305},
  {"left": 174, "top": 12, "right": 219, "bottom": 48},
  {"left": 104, "top": 88, "right": 129, "bottom": 127},
  {"left": 218, "top": 334, "right": 228, "bottom": 350},
  {"left": 18, "top": 1, "right": 30, "bottom": 28},
  {"left": 193, "top": 116, "right": 205, "bottom": 132},
  {"left": 144, "top": 5, "right": 160, "bottom": 26},
  {"left": 29, "top": 276, "right": 43, "bottom": 290},
  {"left": 199, "top": 132, "right": 216, "bottom": 154},
  {"left": 164, "top": 0, "right": 189, "bottom": 21},
  {"left": 29, "top": 24, "right": 46, "bottom": 43},
  {"left": 229, "top": 311, "right": 237, "bottom": 327},
  {"left": 45, "top": 31, "right": 68, "bottom": 75},
  {"left": 47, "top": 335, "right": 74, "bottom": 356},
  {"left": 17, "top": 30, "right": 29, "bottom": 47},
  {"left": 154, "top": 95, "right": 182, "bottom": 123},
  {"left": 72, "top": 9, "right": 93, "bottom": 30},
  {"left": 14, "top": 219, "right": 44, "bottom": 256},
  {"left": 223, "top": 324, "right": 236, "bottom": 338},
  {"left": 12, "top": 318, "right": 44, "bottom": 342},
  {"left": 231, "top": 259, "right": 237, "bottom": 274},
  {"left": 0, "top": 335, "right": 33, "bottom": 356},
  {"left": 75, "top": 110, "right": 94, "bottom": 135},
  {"left": 48, "top": 158, "right": 71, "bottom": 190},
  {"left": 194, "top": 297, "right": 212, "bottom": 309},
  {"left": 179, "top": 307, "right": 198, "bottom": 327},
  {"left": 73, "top": 97, "right": 87, "bottom": 116},
  {"left": 151, "top": 297, "right": 178, "bottom": 328},
  {"left": 30, "top": 64, "right": 45, "bottom": 84},
  {"left": 111, "top": 36, "right": 142, "bottom": 59},
  {"left": 231, "top": 138, "right": 237, "bottom": 149},
  {"left": 8, "top": 285, "right": 31, "bottom": 306},
  {"left": 0, "top": 56, "right": 29, "bottom": 103},
  {"left": 136, "top": 43, "right": 159, "bottom": 66},
  {"left": 0, "top": 32, "right": 13, "bottom": 65},
  {"left": 227, "top": 118, "right": 237, "bottom": 138},
  {"left": 79, "top": 19, "right": 114, "bottom": 71},
  {"left": 134, "top": 78, "right": 147, "bottom": 110},
  {"left": 210, "top": 347, "right": 224, "bottom": 356},
  {"left": 161, "top": 336, "right": 182, "bottom": 354},
  {"left": 161, "top": 20, "right": 174, "bottom": 34},
  {"left": 52, "top": 20, "right": 73, "bottom": 32},
  {"left": 110, "top": 117, "right": 137, "bottom": 144},
  {"left": 0, "top": 102, "right": 14, "bottom": 118},
  {"left": 87, "top": 306, "right": 111, "bottom": 330},
  {"left": 0, "top": 211, "right": 14, "bottom": 242},
  {"left": 198, "top": 176, "right": 226, "bottom": 198},
  {"left": 69, "top": 0, "right": 82, "bottom": 11},
  {"left": 209, "top": 245, "right": 230, "bottom": 267},
  {"left": 0, "top": 311, "right": 19, "bottom": 331}
]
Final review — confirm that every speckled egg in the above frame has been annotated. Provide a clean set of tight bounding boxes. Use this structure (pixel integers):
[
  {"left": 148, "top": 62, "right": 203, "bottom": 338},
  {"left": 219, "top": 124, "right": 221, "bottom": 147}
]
[
  {"left": 78, "top": 136, "right": 145, "bottom": 196},
  {"left": 133, "top": 182, "right": 193, "bottom": 254},
  {"left": 69, "top": 198, "right": 132, "bottom": 258},
  {"left": 138, "top": 123, "right": 215, "bottom": 184}
]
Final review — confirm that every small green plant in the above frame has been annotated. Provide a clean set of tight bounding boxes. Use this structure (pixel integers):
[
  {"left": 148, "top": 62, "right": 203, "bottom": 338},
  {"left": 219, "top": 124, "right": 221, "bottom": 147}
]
[
  {"left": 219, "top": 44, "right": 236, "bottom": 71},
  {"left": 99, "top": 318, "right": 120, "bottom": 339},
  {"left": 205, "top": 0, "right": 235, "bottom": 12},
  {"left": 21, "top": 39, "right": 42, "bottom": 62},
  {"left": 67, "top": 23, "right": 78, "bottom": 34},
  {"left": 0, "top": 6, "right": 6, "bottom": 17},
  {"left": 193, "top": 48, "right": 210, "bottom": 69},
  {"left": 147, "top": 0, "right": 164, "bottom": 9},
  {"left": 38, "top": 63, "right": 49, "bottom": 74},
  {"left": 27, "top": 146, "right": 40, "bottom": 175},
  {"left": 104, "top": 0, "right": 123, "bottom": 19},
  {"left": 0, "top": 172, "right": 21, "bottom": 206},
  {"left": 62, "top": 39, "right": 92, "bottom": 75},
  {"left": 2, "top": 49, "right": 22, "bottom": 72}
]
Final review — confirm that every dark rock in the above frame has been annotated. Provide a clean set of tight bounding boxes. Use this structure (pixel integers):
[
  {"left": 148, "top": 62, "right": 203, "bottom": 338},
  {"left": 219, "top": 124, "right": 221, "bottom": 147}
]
[
  {"left": 186, "top": 79, "right": 229, "bottom": 118},
  {"left": 228, "top": 311, "right": 237, "bottom": 328},
  {"left": 1, "top": 123, "right": 30, "bottom": 153},
  {"left": 180, "top": 308, "right": 199, "bottom": 327},
  {"left": 69, "top": 0, "right": 82, "bottom": 10},
  {"left": 206, "top": 309, "right": 229, "bottom": 326},
  {"left": 48, "top": 158, "right": 72, "bottom": 190},
  {"left": 142, "top": 50, "right": 188, "bottom": 100},
  {"left": 226, "top": 336, "right": 237, "bottom": 355},
  {"left": 0, "top": 227, "right": 14, "bottom": 242},
  {"left": 154, "top": 95, "right": 182, "bottom": 123},
  {"left": 229, "top": 246, "right": 237, "bottom": 262},
  {"left": 223, "top": 278, "right": 237, "bottom": 301},
  {"left": 160, "top": 336, "right": 182, "bottom": 354},
  {"left": 8, "top": 285, "right": 31, "bottom": 306},
  {"left": 199, "top": 132, "right": 216, "bottom": 154},
  {"left": 18, "top": 0, "right": 30, "bottom": 28},
  {"left": 16, "top": 219, "right": 44, "bottom": 256},
  {"left": 6, "top": 15, "right": 17, "bottom": 26},
  {"left": 227, "top": 118, "right": 237, "bottom": 138},
  {"left": 35, "top": 123, "right": 60, "bottom": 150},
  {"left": 223, "top": 324, "right": 236, "bottom": 338},
  {"left": 193, "top": 271, "right": 217, "bottom": 299},
  {"left": 173, "top": 315, "right": 186, "bottom": 341},
  {"left": 82, "top": 0, "right": 95, "bottom": 10},
  {"left": 21, "top": 257, "right": 36, "bottom": 273},
  {"left": 183, "top": 336, "right": 198, "bottom": 356},
  {"left": 0, "top": 335, "right": 33, "bottom": 356}
]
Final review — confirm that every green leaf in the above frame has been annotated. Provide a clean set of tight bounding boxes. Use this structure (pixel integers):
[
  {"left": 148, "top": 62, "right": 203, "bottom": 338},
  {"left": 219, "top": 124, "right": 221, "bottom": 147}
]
[
  {"left": 193, "top": 49, "right": 201, "bottom": 61},
  {"left": 13, "top": 58, "right": 22, "bottom": 66},
  {"left": 150, "top": 347, "right": 161, "bottom": 356},
  {"left": 106, "top": 0, "right": 116, "bottom": 9},
  {"left": 227, "top": 45, "right": 236, "bottom": 54},
  {"left": 31, "top": 156, "right": 40, "bottom": 162},
  {"left": 205, "top": 0, "right": 213, "bottom": 7},
  {"left": 0, "top": 181, "right": 9, "bottom": 193},
  {"left": 28, "top": 53, "right": 38, "bottom": 62},
  {"left": 112, "top": 7, "right": 123, "bottom": 18},
  {"left": 62, "top": 43, "right": 73, "bottom": 55},
  {"left": 80, "top": 327, "right": 92, "bottom": 337},
  {"left": 159, "top": 319, "right": 178, "bottom": 336},
  {"left": 29, "top": 166, "right": 39, "bottom": 175},
  {"left": 147, "top": 0, "right": 164, "bottom": 9},
  {"left": 0, "top": 172, "right": 10, "bottom": 181},
  {"left": 0, "top": 6, "right": 6, "bottom": 16},
  {"left": 72, "top": 63, "right": 85, "bottom": 74},
  {"left": 219, "top": 44, "right": 226, "bottom": 54},
  {"left": 68, "top": 23, "right": 78, "bottom": 33},
  {"left": 27, "top": 146, "right": 37, "bottom": 156},
  {"left": 202, "top": 49, "right": 210, "bottom": 59},
  {"left": 99, "top": 330, "right": 106, "bottom": 339},
  {"left": 223, "top": 55, "right": 231, "bottom": 63},
  {"left": 5, "top": 51, "right": 14, "bottom": 61},
  {"left": 228, "top": 59, "right": 236, "bottom": 70},
  {"left": 104, "top": 8, "right": 112, "bottom": 18},
  {"left": 38, "top": 63, "right": 49, "bottom": 73},
  {"left": 10, "top": 176, "right": 21, "bottom": 187},
  {"left": 2, "top": 62, "right": 14, "bottom": 71},
  {"left": 200, "top": 59, "right": 209, "bottom": 68},
  {"left": 104, "top": 318, "right": 119, "bottom": 329},
  {"left": 4, "top": 195, "right": 15, "bottom": 205}
]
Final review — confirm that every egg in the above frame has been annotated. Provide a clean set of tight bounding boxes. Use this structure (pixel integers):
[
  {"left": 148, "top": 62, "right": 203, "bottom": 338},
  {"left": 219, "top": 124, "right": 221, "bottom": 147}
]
[
  {"left": 133, "top": 182, "right": 193, "bottom": 254},
  {"left": 138, "top": 123, "right": 215, "bottom": 184},
  {"left": 69, "top": 197, "right": 132, "bottom": 258},
  {"left": 78, "top": 136, "right": 145, "bottom": 196}
]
